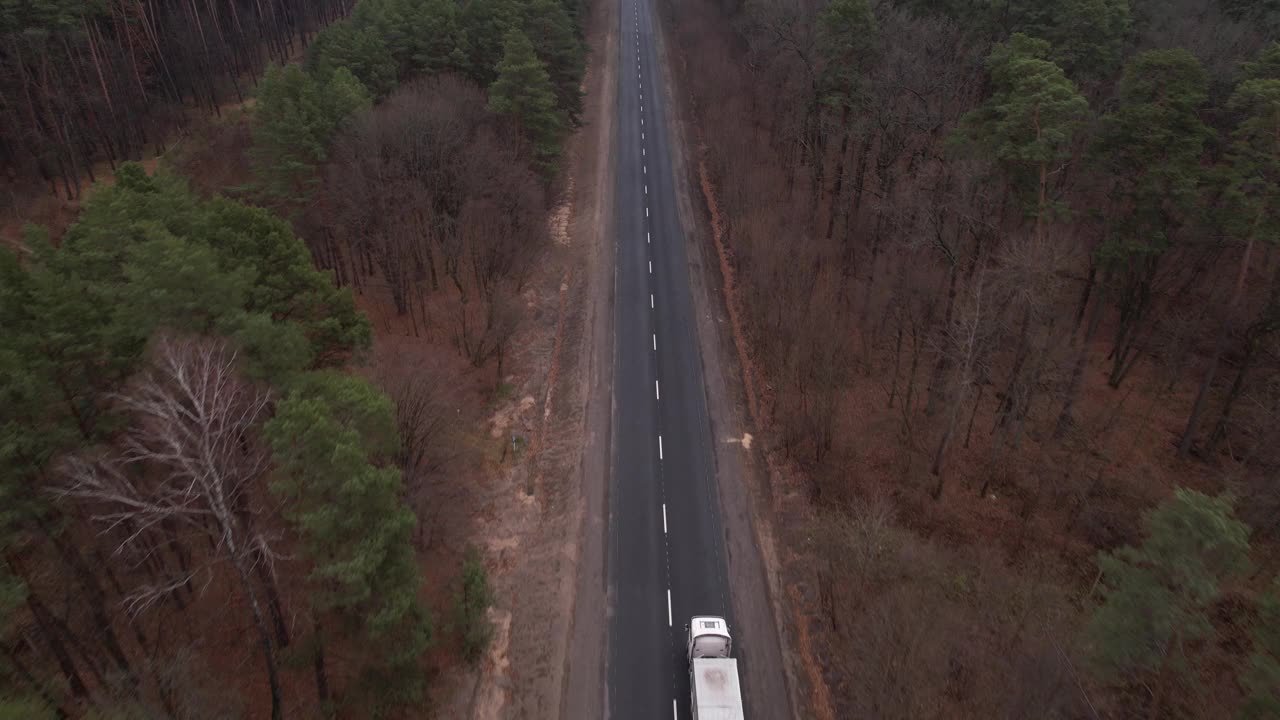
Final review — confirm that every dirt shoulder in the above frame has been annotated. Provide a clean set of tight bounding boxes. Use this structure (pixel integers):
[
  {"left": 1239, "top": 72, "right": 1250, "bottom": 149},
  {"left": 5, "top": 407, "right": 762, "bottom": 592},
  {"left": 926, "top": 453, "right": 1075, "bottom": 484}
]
[
  {"left": 431, "top": 0, "right": 619, "bottom": 714},
  {"left": 651, "top": 4, "right": 813, "bottom": 719},
  {"left": 558, "top": 0, "right": 618, "bottom": 714}
]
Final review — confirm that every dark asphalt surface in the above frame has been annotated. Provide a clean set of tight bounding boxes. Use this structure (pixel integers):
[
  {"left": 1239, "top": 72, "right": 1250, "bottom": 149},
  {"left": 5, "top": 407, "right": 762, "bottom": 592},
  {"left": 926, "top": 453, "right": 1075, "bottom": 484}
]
[{"left": 606, "top": 0, "right": 735, "bottom": 716}]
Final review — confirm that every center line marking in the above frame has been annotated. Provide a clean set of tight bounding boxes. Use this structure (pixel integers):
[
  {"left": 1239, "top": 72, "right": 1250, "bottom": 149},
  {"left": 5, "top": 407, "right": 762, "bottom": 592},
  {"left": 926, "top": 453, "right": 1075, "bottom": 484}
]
[
  {"left": 643, "top": 147, "right": 646, "bottom": 156},
  {"left": 648, "top": 260, "right": 652, "bottom": 273},
  {"left": 673, "top": 699, "right": 678, "bottom": 720},
  {"left": 650, "top": 293, "right": 654, "bottom": 307},
  {"left": 666, "top": 589, "right": 672, "bottom": 626},
  {"left": 643, "top": 165, "right": 647, "bottom": 174},
  {"left": 647, "top": 231, "right": 650, "bottom": 243},
  {"left": 655, "top": 380, "right": 660, "bottom": 399},
  {"left": 662, "top": 503, "right": 668, "bottom": 533},
  {"left": 645, "top": 207, "right": 649, "bottom": 217},
  {"left": 653, "top": 333, "right": 656, "bottom": 350},
  {"left": 658, "top": 435, "right": 663, "bottom": 459},
  {"left": 645, "top": 184, "right": 648, "bottom": 194}
]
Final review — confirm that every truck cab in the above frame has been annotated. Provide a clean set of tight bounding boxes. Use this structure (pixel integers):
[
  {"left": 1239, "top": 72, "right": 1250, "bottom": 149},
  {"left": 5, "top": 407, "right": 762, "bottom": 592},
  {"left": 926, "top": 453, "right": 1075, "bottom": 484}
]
[
  {"left": 686, "top": 616, "right": 744, "bottom": 720},
  {"left": 687, "top": 615, "right": 733, "bottom": 660}
]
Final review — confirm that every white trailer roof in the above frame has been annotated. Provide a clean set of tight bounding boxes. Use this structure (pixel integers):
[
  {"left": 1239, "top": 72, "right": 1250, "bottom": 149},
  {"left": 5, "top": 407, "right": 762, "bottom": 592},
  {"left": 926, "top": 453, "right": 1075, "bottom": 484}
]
[{"left": 692, "top": 658, "right": 744, "bottom": 720}]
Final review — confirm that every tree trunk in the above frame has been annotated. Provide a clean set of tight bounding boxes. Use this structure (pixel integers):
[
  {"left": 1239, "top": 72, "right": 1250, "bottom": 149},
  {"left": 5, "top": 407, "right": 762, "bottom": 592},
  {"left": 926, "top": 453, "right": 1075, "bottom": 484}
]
[
  {"left": 1204, "top": 334, "right": 1257, "bottom": 457},
  {"left": 1056, "top": 279, "right": 1107, "bottom": 438},
  {"left": 313, "top": 618, "right": 332, "bottom": 716},
  {"left": 1181, "top": 229, "right": 1259, "bottom": 455},
  {"left": 225, "top": 533, "right": 283, "bottom": 720},
  {"left": 963, "top": 383, "right": 984, "bottom": 449},
  {"left": 41, "top": 521, "right": 135, "bottom": 687},
  {"left": 925, "top": 259, "right": 959, "bottom": 417},
  {"left": 253, "top": 556, "right": 292, "bottom": 648},
  {"left": 1179, "top": 321, "right": 1225, "bottom": 456},
  {"left": 24, "top": 592, "right": 89, "bottom": 699}
]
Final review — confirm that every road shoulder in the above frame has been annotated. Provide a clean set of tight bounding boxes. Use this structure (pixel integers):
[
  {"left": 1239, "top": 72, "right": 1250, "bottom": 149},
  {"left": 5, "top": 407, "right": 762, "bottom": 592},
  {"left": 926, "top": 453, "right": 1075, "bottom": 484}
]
[{"left": 560, "top": 0, "right": 619, "bottom": 715}]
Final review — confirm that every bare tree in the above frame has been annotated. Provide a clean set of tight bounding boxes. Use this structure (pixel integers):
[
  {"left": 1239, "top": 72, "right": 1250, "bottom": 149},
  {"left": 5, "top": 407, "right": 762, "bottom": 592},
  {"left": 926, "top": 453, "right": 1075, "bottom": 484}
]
[
  {"left": 59, "top": 335, "right": 284, "bottom": 720},
  {"left": 929, "top": 264, "right": 991, "bottom": 497}
]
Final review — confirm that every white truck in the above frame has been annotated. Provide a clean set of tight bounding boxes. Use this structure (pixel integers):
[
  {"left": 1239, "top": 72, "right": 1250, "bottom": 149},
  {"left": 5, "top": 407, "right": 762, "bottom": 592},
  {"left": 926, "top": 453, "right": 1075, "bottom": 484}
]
[{"left": 686, "top": 615, "right": 744, "bottom": 720}]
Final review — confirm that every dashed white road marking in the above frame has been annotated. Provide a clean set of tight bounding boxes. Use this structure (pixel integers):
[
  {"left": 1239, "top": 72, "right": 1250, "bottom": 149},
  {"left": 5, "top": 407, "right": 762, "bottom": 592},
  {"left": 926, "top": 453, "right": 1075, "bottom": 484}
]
[
  {"left": 673, "top": 699, "right": 678, "bottom": 720},
  {"left": 644, "top": 165, "right": 647, "bottom": 174},
  {"left": 650, "top": 293, "right": 654, "bottom": 307},
  {"left": 645, "top": 184, "right": 648, "bottom": 195},
  {"left": 666, "top": 589, "right": 673, "bottom": 626},
  {"left": 645, "top": 207, "right": 649, "bottom": 217},
  {"left": 662, "top": 503, "right": 668, "bottom": 533},
  {"left": 658, "top": 435, "right": 663, "bottom": 459},
  {"left": 655, "top": 380, "right": 660, "bottom": 400},
  {"left": 653, "top": 333, "right": 657, "bottom": 350},
  {"left": 648, "top": 260, "right": 652, "bottom": 273},
  {"left": 647, "top": 231, "right": 651, "bottom": 243}
]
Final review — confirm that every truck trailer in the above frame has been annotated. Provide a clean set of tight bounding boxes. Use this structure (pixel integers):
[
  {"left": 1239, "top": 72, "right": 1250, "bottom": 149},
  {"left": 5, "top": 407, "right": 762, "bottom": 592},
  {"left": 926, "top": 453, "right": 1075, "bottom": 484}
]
[{"left": 686, "top": 616, "right": 744, "bottom": 720}]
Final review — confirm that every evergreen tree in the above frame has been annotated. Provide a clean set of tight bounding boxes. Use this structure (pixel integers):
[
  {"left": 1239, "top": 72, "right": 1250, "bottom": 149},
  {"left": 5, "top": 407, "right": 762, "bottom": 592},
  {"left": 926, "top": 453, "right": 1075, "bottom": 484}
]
[
  {"left": 951, "top": 33, "right": 1088, "bottom": 239},
  {"left": 1243, "top": 42, "right": 1280, "bottom": 83},
  {"left": 1090, "top": 49, "right": 1211, "bottom": 390},
  {"left": 816, "top": 0, "right": 877, "bottom": 108},
  {"left": 1241, "top": 578, "right": 1280, "bottom": 719},
  {"left": 265, "top": 372, "right": 430, "bottom": 713},
  {"left": 488, "top": 29, "right": 566, "bottom": 176},
  {"left": 453, "top": 546, "right": 493, "bottom": 665},
  {"left": 1008, "top": 0, "right": 1130, "bottom": 81},
  {"left": 0, "top": 697, "right": 54, "bottom": 720},
  {"left": 522, "top": 0, "right": 586, "bottom": 124},
  {"left": 459, "top": 0, "right": 521, "bottom": 84},
  {"left": 1096, "top": 49, "right": 1210, "bottom": 240},
  {"left": 408, "top": 0, "right": 466, "bottom": 74},
  {"left": 251, "top": 64, "right": 370, "bottom": 211},
  {"left": 307, "top": 21, "right": 397, "bottom": 97},
  {"left": 1094, "top": 49, "right": 1211, "bottom": 302},
  {"left": 3, "top": 163, "right": 368, "bottom": 442},
  {"left": 1087, "top": 490, "right": 1250, "bottom": 711},
  {"left": 1223, "top": 68, "right": 1280, "bottom": 247}
]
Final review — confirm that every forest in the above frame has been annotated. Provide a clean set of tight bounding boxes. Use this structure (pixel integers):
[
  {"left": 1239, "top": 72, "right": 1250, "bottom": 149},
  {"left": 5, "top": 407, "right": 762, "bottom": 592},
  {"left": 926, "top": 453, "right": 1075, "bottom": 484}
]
[
  {"left": 660, "top": 0, "right": 1280, "bottom": 716},
  {"left": 0, "top": 0, "right": 355, "bottom": 200},
  {"left": 0, "top": 0, "right": 584, "bottom": 715}
]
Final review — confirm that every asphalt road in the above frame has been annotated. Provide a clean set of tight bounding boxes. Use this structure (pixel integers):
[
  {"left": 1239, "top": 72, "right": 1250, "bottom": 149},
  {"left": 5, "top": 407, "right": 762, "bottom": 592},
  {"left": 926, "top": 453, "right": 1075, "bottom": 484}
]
[{"left": 606, "top": 0, "right": 735, "bottom": 716}]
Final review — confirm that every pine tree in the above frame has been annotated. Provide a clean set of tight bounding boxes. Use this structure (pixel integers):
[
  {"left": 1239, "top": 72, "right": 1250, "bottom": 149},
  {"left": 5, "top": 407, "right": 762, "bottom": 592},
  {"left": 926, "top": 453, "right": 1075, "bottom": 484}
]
[
  {"left": 1241, "top": 578, "right": 1280, "bottom": 719},
  {"left": 408, "top": 0, "right": 465, "bottom": 74},
  {"left": 1096, "top": 49, "right": 1210, "bottom": 247},
  {"left": 265, "top": 372, "right": 430, "bottom": 713},
  {"left": 307, "top": 21, "right": 398, "bottom": 97},
  {"left": 453, "top": 546, "right": 493, "bottom": 665},
  {"left": 459, "top": 0, "right": 521, "bottom": 85},
  {"left": 951, "top": 33, "right": 1088, "bottom": 240},
  {"left": 522, "top": 0, "right": 586, "bottom": 124},
  {"left": 251, "top": 64, "right": 370, "bottom": 211},
  {"left": 1179, "top": 47, "right": 1280, "bottom": 453},
  {"left": 816, "top": 0, "right": 877, "bottom": 107},
  {"left": 1007, "top": 0, "right": 1130, "bottom": 81},
  {"left": 488, "top": 29, "right": 566, "bottom": 176},
  {"left": 1087, "top": 490, "right": 1250, "bottom": 714},
  {"left": 1092, "top": 49, "right": 1211, "bottom": 349}
]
